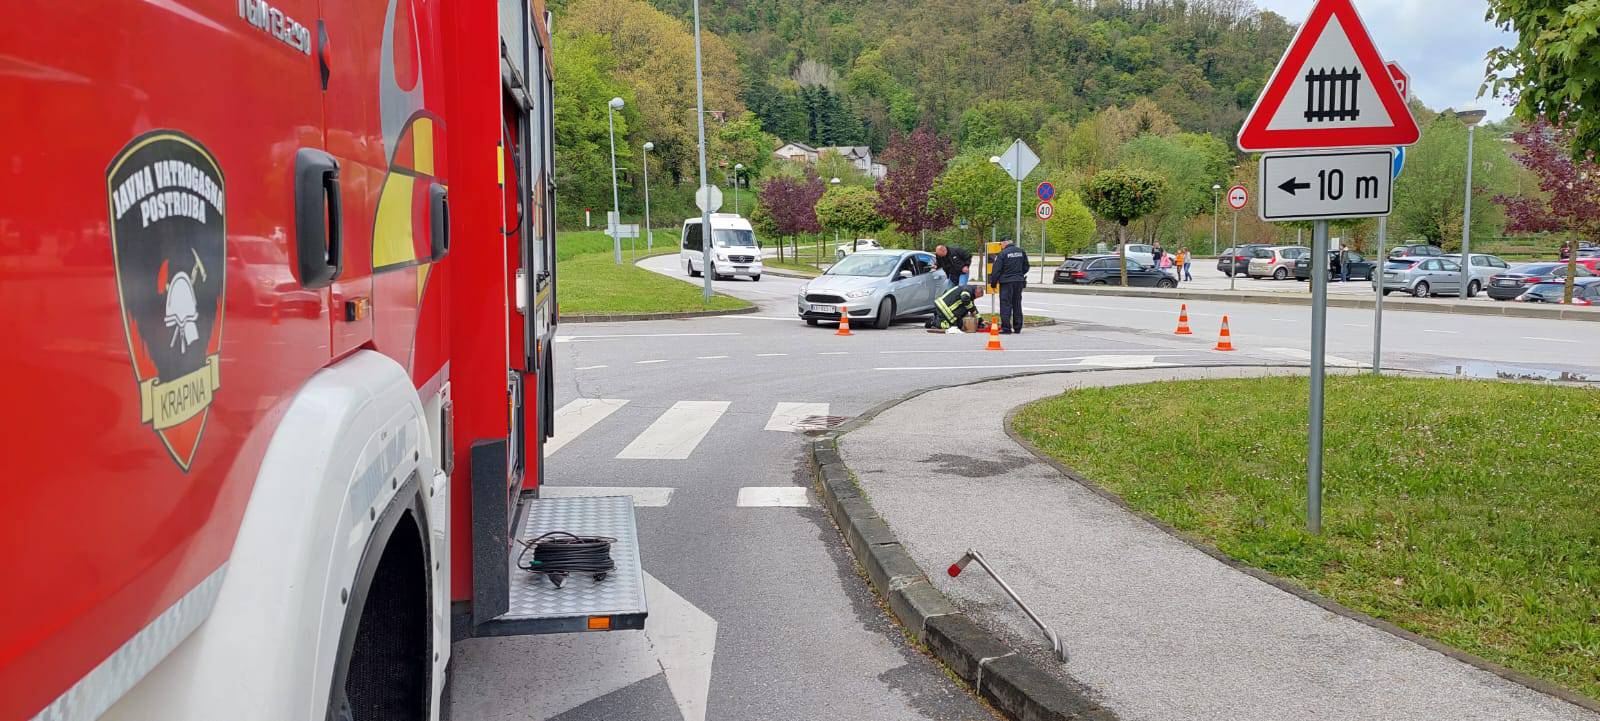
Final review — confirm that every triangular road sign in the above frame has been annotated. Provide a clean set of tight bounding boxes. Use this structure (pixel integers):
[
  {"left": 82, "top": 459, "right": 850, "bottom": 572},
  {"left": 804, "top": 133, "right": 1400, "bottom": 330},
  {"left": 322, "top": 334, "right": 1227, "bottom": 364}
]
[{"left": 1237, "top": 0, "right": 1419, "bottom": 152}]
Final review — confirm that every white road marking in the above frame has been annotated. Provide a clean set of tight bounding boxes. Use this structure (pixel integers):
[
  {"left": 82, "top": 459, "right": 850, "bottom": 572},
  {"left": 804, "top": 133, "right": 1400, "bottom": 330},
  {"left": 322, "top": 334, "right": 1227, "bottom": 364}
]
[
  {"left": 1262, "top": 347, "right": 1366, "bottom": 368},
  {"left": 616, "top": 401, "right": 730, "bottom": 460},
  {"left": 1343, "top": 323, "right": 1370, "bottom": 328},
  {"left": 875, "top": 359, "right": 1193, "bottom": 371},
  {"left": 574, "top": 365, "right": 608, "bottom": 371},
  {"left": 818, "top": 351, "right": 849, "bottom": 355},
  {"left": 697, "top": 355, "right": 730, "bottom": 359},
  {"left": 1523, "top": 336, "right": 1577, "bottom": 344},
  {"left": 724, "top": 315, "right": 803, "bottom": 321},
  {"left": 644, "top": 572, "right": 717, "bottom": 721},
  {"left": 764, "top": 402, "right": 831, "bottom": 432},
  {"left": 555, "top": 332, "right": 741, "bottom": 343},
  {"left": 755, "top": 353, "right": 788, "bottom": 357},
  {"left": 878, "top": 348, "right": 1154, "bottom": 355},
  {"left": 545, "top": 399, "right": 629, "bottom": 456},
  {"left": 1271, "top": 318, "right": 1298, "bottom": 323},
  {"left": 1051, "top": 355, "right": 1179, "bottom": 369},
  {"left": 1423, "top": 329, "right": 1458, "bottom": 334},
  {"left": 736, "top": 486, "right": 811, "bottom": 507},
  {"left": 635, "top": 359, "right": 669, "bottom": 365},
  {"left": 536, "top": 487, "right": 675, "bottom": 507}
]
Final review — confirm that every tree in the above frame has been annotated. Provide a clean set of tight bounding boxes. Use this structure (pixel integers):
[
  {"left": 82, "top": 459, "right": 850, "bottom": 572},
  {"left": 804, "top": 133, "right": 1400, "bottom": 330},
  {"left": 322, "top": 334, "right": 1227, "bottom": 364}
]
[
  {"left": 713, "top": 112, "right": 778, "bottom": 181},
  {"left": 958, "top": 99, "right": 1047, "bottom": 151},
  {"left": 1486, "top": 0, "right": 1600, "bottom": 157},
  {"left": 875, "top": 128, "right": 955, "bottom": 248},
  {"left": 815, "top": 185, "right": 887, "bottom": 252},
  {"left": 815, "top": 148, "right": 869, "bottom": 186},
  {"left": 930, "top": 153, "right": 1013, "bottom": 248},
  {"left": 1083, "top": 168, "right": 1166, "bottom": 286},
  {"left": 1496, "top": 117, "right": 1600, "bottom": 303},
  {"left": 757, "top": 172, "right": 826, "bottom": 260},
  {"left": 1047, "top": 191, "right": 1097, "bottom": 255},
  {"left": 552, "top": 32, "right": 635, "bottom": 217},
  {"left": 1117, "top": 132, "right": 1233, "bottom": 242},
  {"left": 1390, "top": 112, "right": 1514, "bottom": 247}
]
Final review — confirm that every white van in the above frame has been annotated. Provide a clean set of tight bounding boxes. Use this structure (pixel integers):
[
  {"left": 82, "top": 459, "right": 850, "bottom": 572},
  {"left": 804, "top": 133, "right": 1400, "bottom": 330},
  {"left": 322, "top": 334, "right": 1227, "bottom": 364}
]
[{"left": 681, "top": 213, "right": 763, "bottom": 281}]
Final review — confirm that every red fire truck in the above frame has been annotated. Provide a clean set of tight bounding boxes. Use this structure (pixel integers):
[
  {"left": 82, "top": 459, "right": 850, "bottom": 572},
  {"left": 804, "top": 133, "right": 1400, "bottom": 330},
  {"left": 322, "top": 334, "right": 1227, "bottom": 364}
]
[{"left": 1, "top": 2, "right": 646, "bottom": 720}]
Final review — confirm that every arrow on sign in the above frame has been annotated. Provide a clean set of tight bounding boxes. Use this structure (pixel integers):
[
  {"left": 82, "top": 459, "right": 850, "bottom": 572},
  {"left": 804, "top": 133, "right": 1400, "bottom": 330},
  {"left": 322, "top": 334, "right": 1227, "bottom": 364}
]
[{"left": 1278, "top": 178, "right": 1313, "bottom": 195}]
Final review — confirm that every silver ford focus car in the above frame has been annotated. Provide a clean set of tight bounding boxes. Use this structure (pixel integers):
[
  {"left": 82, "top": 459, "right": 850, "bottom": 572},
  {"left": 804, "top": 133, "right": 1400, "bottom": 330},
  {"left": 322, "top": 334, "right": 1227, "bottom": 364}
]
[{"left": 797, "top": 250, "right": 949, "bottom": 328}]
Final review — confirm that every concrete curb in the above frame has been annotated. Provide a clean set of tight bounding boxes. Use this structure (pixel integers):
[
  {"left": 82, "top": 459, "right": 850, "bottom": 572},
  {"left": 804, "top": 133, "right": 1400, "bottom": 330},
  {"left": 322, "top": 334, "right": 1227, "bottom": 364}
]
[
  {"left": 1001, "top": 397, "right": 1600, "bottom": 717},
  {"left": 762, "top": 267, "right": 821, "bottom": 279},
  {"left": 1027, "top": 284, "right": 1600, "bottom": 321},
  {"left": 558, "top": 305, "right": 758, "bottom": 324}
]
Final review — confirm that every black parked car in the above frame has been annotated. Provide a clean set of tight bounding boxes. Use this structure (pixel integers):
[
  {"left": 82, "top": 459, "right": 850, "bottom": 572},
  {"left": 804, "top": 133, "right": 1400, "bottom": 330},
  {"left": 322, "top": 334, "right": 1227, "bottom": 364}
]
[
  {"left": 1055, "top": 254, "right": 1176, "bottom": 287},
  {"left": 1217, "top": 244, "right": 1271, "bottom": 277},
  {"left": 1293, "top": 250, "right": 1377, "bottom": 281},
  {"left": 1515, "top": 277, "right": 1600, "bottom": 304},
  {"left": 1486, "top": 262, "right": 1597, "bottom": 300},
  {"left": 1388, "top": 243, "right": 1443, "bottom": 258}
]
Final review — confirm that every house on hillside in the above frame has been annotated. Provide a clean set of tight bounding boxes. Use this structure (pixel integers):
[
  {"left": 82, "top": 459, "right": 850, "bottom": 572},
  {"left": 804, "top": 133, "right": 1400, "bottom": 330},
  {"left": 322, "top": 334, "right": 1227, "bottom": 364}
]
[
  {"left": 773, "top": 141, "right": 818, "bottom": 164},
  {"left": 819, "top": 145, "right": 888, "bottom": 180}
]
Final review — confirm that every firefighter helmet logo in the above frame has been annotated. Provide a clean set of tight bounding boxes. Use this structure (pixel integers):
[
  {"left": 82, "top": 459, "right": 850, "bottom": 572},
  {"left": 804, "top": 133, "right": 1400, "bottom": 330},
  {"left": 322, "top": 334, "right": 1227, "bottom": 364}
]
[{"left": 106, "top": 131, "right": 227, "bottom": 471}]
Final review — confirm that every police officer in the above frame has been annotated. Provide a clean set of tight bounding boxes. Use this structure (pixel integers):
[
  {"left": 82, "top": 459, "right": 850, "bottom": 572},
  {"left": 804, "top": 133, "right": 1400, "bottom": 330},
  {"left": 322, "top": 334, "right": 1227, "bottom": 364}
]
[{"left": 990, "top": 237, "right": 1030, "bottom": 334}]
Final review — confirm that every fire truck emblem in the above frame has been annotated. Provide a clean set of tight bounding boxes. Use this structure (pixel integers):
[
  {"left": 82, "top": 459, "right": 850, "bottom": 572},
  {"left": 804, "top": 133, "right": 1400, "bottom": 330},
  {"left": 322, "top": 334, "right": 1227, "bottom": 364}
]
[{"left": 106, "top": 131, "right": 228, "bottom": 471}]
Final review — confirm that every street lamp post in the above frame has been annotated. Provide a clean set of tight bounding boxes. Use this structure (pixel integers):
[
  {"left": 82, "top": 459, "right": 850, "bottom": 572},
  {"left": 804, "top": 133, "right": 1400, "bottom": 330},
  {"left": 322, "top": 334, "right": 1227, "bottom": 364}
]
[
  {"left": 1458, "top": 107, "right": 1487, "bottom": 299},
  {"left": 829, "top": 177, "right": 841, "bottom": 261},
  {"left": 733, "top": 163, "right": 744, "bottom": 215},
  {"left": 1211, "top": 184, "right": 1221, "bottom": 256},
  {"left": 691, "top": 0, "right": 713, "bottom": 300},
  {"left": 606, "top": 96, "right": 625, "bottom": 265},
  {"left": 642, "top": 141, "right": 654, "bottom": 251}
]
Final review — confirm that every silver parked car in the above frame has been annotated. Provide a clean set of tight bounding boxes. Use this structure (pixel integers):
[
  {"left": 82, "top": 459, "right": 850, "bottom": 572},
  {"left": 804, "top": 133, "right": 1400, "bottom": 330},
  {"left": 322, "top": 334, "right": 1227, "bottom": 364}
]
[
  {"left": 1442, "top": 253, "right": 1510, "bottom": 298},
  {"left": 798, "top": 250, "right": 949, "bottom": 328},
  {"left": 1375, "top": 256, "right": 1464, "bottom": 297},
  {"left": 1247, "top": 245, "right": 1310, "bottom": 280}
]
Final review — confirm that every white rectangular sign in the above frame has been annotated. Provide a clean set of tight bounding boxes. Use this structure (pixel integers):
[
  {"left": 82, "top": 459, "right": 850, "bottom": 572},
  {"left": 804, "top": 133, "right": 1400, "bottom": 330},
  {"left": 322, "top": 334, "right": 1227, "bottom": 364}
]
[{"left": 1258, "top": 149, "right": 1393, "bottom": 221}]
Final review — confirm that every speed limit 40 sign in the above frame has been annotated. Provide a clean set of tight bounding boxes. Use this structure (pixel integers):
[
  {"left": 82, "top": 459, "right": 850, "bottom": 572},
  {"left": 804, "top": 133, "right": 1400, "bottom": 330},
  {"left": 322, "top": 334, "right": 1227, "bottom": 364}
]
[{"left": 1036, "top": 201, "right": 1053, "bottom": 220}]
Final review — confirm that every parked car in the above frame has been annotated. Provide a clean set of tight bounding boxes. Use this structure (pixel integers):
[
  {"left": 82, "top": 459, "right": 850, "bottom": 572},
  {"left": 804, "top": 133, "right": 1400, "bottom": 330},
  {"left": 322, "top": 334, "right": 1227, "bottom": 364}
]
[
  {"left": 1516, "top": 278, "right": 1600, "bottom": 305},
  {"left": 1375, "top": 256, "right": 1465, "bottom": 297},
  {"left": 1486, "top": 262, "right": 1597, "bottom": 301},
  {"left": 835, "top": 237, "right": 883, "bottom": 259},
  {"left": 1217, "top": 244, "right": 1271, "bottom": 277},
  {"left": 1293, "top": 250, "right": 1377, "bottom": 281},
  {"left": 1442, "top": 253, "right": 1512, "bottom": 298},
  {"left": 1388, "top": 243, "right": 1443, "bottom": 258},
  {"left": 1054, "top": 254, "right": 1177, "bottom": 288},
  {"left": 681, "top": 213, "right": 764, "bottom": 281},
  {"left": 1110, "top": 243, "right": 1155, "bottom": 267},
  {"left": 797, "top": 249, "right": 946, "bottom": 328},
  {"left": 1247, "top": 245, "right": 1310, "bottom": 280}
]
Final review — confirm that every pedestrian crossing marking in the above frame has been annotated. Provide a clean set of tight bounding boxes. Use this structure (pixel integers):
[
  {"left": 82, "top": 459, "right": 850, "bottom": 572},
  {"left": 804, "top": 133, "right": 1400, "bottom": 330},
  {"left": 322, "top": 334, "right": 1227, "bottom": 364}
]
[
  {"left": 538, "top": 486, "right": 675, "bottom": 507},
  {"left": 736, "top": 487, "right": 810, "bottom": 507},
  {"left": 546, "top": 398, "right": 628, "bottom": 456},
  {"left": 764, "top": 402, "right": 830, "bottom": 432},
  {"left": 616, "top": 401, "right": 730, "bottom": 460}
]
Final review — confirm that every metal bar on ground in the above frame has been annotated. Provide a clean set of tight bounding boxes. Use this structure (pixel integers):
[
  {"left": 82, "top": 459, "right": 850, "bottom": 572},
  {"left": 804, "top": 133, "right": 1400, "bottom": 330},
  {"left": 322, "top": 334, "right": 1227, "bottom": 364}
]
[
  {"left": 949, "top": 549, "right": 1067, "bottom": 662},
  {"left": 1308, "top": 220, "right": 1329, "bottom": 534}
]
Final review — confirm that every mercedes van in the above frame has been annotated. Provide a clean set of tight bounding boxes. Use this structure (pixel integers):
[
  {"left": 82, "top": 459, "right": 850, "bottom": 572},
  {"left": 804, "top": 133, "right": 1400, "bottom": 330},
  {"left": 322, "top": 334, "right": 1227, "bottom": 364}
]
[{"left": 681, "top": 213, "right": 764, "bottom": 281}]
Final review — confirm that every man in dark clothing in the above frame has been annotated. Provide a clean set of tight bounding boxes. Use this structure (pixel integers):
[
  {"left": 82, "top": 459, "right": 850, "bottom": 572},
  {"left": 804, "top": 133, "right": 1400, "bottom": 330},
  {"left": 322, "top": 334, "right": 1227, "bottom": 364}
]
[
  {"left": 934, "top": 244, "right": 972, "bottom": 287},
  {"left": 990, "top": 238, "right": 1030, "bottom": 334}
]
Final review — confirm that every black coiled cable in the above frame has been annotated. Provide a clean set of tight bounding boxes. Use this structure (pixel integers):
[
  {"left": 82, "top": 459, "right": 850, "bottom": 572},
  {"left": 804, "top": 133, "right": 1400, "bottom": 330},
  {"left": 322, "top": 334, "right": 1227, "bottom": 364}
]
[{"left": 518, "top": 531, "right": 616, "bottom": 588}]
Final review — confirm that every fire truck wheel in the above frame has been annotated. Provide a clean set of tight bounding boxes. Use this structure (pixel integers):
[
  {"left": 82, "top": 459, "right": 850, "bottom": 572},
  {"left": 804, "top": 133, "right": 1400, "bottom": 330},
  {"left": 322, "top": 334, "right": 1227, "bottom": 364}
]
[{"left": 327, "top": 480, "right": 432, "bottom": 721}]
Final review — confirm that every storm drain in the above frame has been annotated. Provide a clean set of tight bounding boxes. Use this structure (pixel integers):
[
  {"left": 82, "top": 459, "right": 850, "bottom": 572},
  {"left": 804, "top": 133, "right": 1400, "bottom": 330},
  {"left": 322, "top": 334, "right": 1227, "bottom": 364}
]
[{"left": 796, "top": 415, "right": 849, "bottom": 434}]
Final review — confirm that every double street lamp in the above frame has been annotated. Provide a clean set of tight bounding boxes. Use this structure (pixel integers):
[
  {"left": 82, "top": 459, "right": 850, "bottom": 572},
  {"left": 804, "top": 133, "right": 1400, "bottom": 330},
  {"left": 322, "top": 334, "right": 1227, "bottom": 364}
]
[
  {"left": 733, "top": 162, "right": 744, "bottom": 215},
  {"left": 606, "top": 96, "right": 625, "bottom": 264},
  {"left": 642, "top": 141, "right": 654, "bottom": 251}
]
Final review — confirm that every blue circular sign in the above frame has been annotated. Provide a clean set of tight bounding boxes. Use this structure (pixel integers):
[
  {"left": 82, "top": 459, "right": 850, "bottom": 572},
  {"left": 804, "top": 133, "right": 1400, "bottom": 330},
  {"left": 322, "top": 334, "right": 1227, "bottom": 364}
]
[{"left": 1036, "top": 181, "right": 1055, "bottom": 202}]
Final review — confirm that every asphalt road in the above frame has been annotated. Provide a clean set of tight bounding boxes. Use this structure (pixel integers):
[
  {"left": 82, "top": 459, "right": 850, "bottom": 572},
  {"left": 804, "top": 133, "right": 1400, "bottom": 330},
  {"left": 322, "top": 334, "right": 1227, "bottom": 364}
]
[{"left": 447, "top": 253, "right": 1599, "bottom": 721}]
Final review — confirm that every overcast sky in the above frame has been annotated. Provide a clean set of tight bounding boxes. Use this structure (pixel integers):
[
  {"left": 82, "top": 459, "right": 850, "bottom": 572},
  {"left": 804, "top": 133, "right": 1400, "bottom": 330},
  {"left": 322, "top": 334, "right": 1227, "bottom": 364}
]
[{"left": 1253, "top": 0, "right": 1516, "bottom": 120}]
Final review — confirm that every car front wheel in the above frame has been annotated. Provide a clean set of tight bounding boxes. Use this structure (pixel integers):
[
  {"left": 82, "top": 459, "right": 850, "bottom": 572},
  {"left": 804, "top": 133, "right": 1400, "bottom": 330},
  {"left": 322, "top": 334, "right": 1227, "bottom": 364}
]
[
  {"left": 874, "top": 297, "right": 895, "bottom": 329},
  {"left": 1156, "top": 278, "right": 1176, "bottom": 288}
]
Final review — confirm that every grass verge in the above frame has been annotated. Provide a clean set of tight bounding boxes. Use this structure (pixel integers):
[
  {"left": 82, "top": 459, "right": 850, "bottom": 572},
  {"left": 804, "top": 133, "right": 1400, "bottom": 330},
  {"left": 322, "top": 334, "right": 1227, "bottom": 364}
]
[
  {"left": 1012, "top": 375, "right": 1600, "bottom": 701},
  {"left": 557, "top": 231, "right": 749, "bottom": 316}
]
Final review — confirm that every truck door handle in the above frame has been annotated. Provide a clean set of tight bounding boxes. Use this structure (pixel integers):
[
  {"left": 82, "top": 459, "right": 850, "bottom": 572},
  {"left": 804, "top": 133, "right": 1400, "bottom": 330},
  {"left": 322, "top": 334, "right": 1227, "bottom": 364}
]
[
  {"left": 429, "top": 182, "right": 450, "bottom": 261},
  {"left": 295, "top": 148, "right": 343, "bottom": 289}
]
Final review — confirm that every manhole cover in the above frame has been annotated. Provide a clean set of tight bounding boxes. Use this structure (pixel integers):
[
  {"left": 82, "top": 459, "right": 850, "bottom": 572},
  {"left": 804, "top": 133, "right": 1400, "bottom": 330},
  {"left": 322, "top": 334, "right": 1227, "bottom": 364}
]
[{"left": 796, "top": 415, "right": 848, "bottom": 433}]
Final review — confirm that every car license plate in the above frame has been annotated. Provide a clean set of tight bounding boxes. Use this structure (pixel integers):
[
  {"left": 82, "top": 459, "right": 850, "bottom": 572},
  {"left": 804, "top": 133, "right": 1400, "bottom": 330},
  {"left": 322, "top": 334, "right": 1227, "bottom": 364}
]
[
  {"left": 1495, "top": 279, "right": 1517, "bottom": 287},
  {"left": 811, "top": 304, "right": 836, "bottom": 313}
]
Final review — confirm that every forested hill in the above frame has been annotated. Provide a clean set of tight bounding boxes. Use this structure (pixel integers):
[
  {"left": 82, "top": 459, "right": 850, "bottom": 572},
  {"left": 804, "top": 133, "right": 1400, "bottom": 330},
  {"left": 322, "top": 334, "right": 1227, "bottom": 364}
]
[{"left": 642, "top": 0, "right": 1296, "bottom": 152}]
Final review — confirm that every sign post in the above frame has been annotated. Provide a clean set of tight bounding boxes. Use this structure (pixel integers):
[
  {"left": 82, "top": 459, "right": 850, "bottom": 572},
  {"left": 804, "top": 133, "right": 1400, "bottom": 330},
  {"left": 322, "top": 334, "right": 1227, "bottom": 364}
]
[
  {"left": 1227, "top": 185, "right": 1248, "bottom": 292},
  {"left": 1036, "top": 200, "right": 1054, "bottom": 283},
  {"left": 1235, "top": 0, "right": 1418, "bottom": 534}
]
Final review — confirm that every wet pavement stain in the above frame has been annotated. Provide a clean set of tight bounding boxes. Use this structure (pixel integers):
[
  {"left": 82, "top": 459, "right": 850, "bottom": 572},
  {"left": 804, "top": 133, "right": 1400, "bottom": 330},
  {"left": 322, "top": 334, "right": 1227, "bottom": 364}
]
[{"left": 919, "top": 451, "right": 1035, "bottom": 478}]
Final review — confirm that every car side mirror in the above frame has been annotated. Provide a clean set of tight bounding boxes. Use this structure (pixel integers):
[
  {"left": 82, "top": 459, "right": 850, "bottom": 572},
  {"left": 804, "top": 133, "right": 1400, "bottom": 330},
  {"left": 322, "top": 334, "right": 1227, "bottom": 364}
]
[{"left": 897, "top": 270, "right": 912, "bottom": 280}]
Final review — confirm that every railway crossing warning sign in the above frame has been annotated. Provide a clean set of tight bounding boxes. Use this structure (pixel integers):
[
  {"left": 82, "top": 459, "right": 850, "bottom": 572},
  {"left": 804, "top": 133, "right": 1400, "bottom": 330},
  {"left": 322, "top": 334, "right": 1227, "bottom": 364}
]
[{"left": 1236, "top": 0, "right": 1419, "bottom": 152}]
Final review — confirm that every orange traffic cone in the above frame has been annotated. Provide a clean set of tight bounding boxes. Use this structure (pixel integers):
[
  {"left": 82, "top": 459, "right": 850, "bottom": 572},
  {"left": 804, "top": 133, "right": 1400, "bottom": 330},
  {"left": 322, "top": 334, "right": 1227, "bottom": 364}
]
[
  {"left": 836, "top": 305, "right": 853, "bottom": 336},
  {"left": 1174, "top": 304, "right": 1193, "bottom": 335},
  {"left": 985, "top": 316, "right": 1004, "bottom": 351},
  {"left": 1214, "top": 315, "right": 1236, "bottom": 351}
]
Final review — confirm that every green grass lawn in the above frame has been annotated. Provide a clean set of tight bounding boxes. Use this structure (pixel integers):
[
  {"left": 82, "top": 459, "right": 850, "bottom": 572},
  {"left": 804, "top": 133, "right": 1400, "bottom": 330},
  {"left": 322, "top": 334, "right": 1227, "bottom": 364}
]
[
  {"left": 1013, "top": 375, "right": 1600, "bottom": 701},
  {"left": 557, "top": 231, "right": 749, "bottom": 316}
]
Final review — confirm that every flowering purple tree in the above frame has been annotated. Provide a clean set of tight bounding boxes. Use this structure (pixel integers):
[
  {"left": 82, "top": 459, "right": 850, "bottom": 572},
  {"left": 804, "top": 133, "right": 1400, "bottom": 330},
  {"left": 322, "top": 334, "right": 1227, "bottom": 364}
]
[
  {"left": 876, "top": 127, "right": 954, "bottom": 249},
  {"left": 757, "top": 172, "right": 826, "bottom": 261},
  {"left": 1496, "top": 117, "right": 1600, "bottom": 303}
]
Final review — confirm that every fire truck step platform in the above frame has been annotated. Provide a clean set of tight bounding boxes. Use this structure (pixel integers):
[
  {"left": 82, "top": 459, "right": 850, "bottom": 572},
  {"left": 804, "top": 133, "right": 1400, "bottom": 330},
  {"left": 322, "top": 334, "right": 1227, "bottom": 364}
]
[{"left": 479, "top": 495, "right": 647, "bottom": 636}]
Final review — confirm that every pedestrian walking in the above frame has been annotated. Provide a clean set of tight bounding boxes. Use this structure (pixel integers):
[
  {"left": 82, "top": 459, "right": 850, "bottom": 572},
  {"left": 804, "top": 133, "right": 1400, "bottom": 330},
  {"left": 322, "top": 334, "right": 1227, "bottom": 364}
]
[
  {"left": 1181, "top": 247, "right": 1193, "bottom": 282},
  {"left": 991, "top": 237, "right": 1030, "bottom": 334},
  {"left": 934, "top": 244, "right": 972, "bottom": 288}
]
